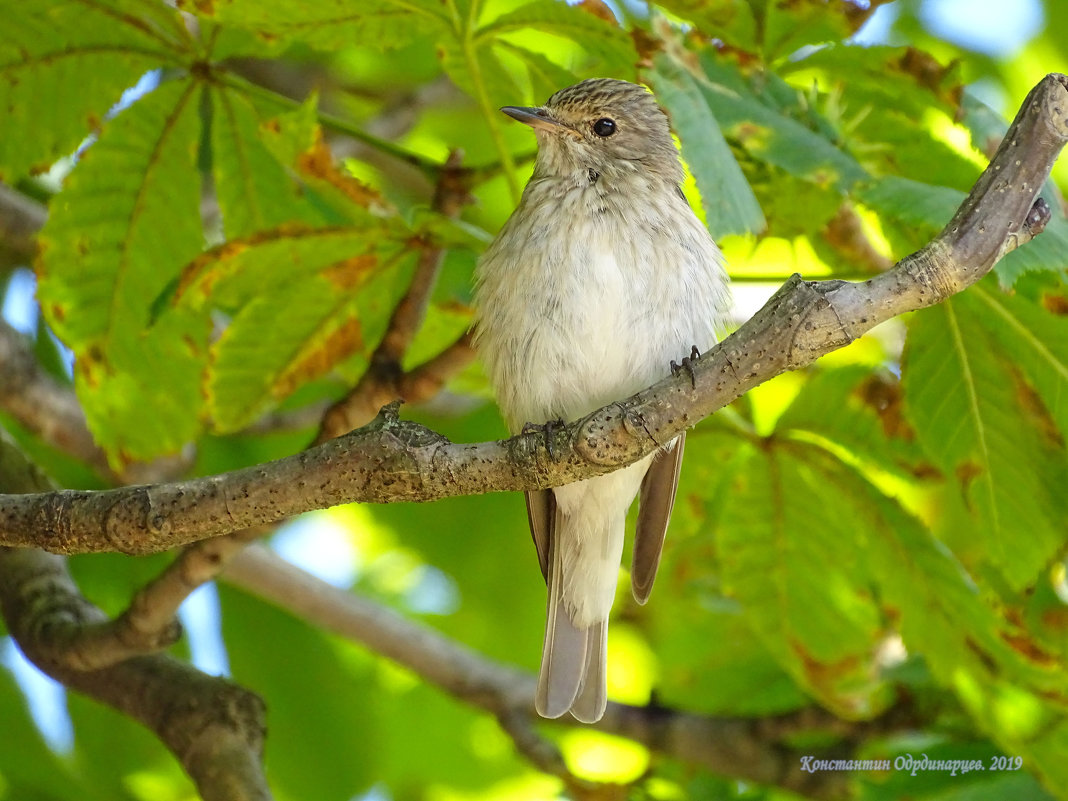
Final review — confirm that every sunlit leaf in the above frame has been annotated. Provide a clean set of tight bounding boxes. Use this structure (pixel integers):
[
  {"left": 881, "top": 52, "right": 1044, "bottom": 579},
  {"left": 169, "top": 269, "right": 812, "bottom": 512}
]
[
  {"left": 653, "top": 55, "right": 766, "bottom": 238},
  {"left": 692, "top": 50, "right": 870, "bottom": 193},
  {"left": 177, "top": 0, "right": 448, "bottom": 51},
  {"left": 0, "top": 0, "right": 188, "bottom": 180},
  {"left": 210, "top": 86, "right": 328, "bottom": 237},
  {"left": 37, "top": 79, "right": 207, "bottom": 461},
  {"left": 714, "top": 436, "right": 889, "bottom": 716},
  {"left": 479, "top": 1, "right": 634, "bottom": 75},
  {"left": 902, "top": 286, "right": 1068, "bottom": 590}
]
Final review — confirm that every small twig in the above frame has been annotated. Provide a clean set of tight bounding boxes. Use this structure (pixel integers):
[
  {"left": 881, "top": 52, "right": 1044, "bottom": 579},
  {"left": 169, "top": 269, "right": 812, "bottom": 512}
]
[
  {"left": 0, "top": 320, "right": 110, "bottom": 475},
  {"left": 399, "top": 329, "right": 475, "bottom": 399},
  {"left": 495, "top": 710, "right": 586, "bottom": 785},
  {"left": 62, "top": 527, "right": 268, "bottom": 670},
  {"left": 0, "top": 182, "right": 46, "bottom": 269},
  {"left": 0, "top": 321, "right": 194, "bottom": 485},
  {"left": 318, "top": 150, "right": 474, "bottom": 441},
  {"left": 821, "top": 203, "right": 894, "bottom": 274}
]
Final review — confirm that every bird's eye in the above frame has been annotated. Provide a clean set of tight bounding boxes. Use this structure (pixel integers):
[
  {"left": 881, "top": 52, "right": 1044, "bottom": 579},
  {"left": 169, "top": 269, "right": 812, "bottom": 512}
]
[{"left": 592, "top": 118, "right": 616, "bottom": 137}]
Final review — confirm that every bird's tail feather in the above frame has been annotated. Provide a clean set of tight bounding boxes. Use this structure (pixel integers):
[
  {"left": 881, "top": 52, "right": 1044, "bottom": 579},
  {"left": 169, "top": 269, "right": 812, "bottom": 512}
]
[
  {"left": 536, "top": 505, "right": 614, "bottom": 722},
  {"left": 535, "top": 577, "right": 587, "bottom": 718},
  {"left": 570, "top": 620, "right": 607, "bottom": 723}
]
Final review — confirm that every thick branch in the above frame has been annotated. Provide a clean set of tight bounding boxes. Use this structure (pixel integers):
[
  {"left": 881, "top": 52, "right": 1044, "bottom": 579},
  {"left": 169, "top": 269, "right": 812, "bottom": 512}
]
[
  {"left": 1, "top": 73, "right": 1066, "bottom": 556},
  {"left": 0, "top": 438, "right": 271, "bottom": 801}
]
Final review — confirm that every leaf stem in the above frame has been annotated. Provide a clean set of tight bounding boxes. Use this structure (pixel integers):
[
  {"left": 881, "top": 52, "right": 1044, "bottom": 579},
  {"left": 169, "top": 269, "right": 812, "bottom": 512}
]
[
  {"left": 456, "top": 0, "right": 520, "bottom": 203},
  {"left": 214, "top": 71, "right": 446, "bottom": 177}
]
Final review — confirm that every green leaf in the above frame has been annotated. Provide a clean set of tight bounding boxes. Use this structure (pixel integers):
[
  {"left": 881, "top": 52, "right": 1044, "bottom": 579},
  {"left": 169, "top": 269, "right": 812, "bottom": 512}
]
[
  {"left": 762, "top": 0, "right": 857, "bottom": 62},
  {"left": 176, "top": 224, "right": 418, "bottom": 430},
  {"left": 970, "top": 284, "right": 1068, "bottom": 437},
  {"left": 179, "top": 0, "right": 447, "bottom": 51},
  {"left": 858, "top": 174, "right": 962, "bottom": 232},
  {"left": 859, "top": 176, "right": 1068, "bottom": 285},
  {"left": 715, "top": 437, "right": 888, "bottom": 716},
  {"left": 652, "top": 55, "right": 765, "bottom": 238},
  {"left": 401, "top": 301, "right": 472, "bottom": 371},
  {"left": 652, "top": 425, "right": 809, "bottom": 715},
  {"left": 478, "top": 2, "right": 634, "bottom": 75},
  {"left": 993, "top": 211, "right": 1068, "bottom": 286},
  {"left": 843, "top": 461, "right": 1068, "bottom": 793},
  {"left": 257, "top": 96, "right": 393, "bottom": 225},
  {"left": 37, "top": 79, "right": 207, "bottom": 461},
  {"left": 494, "top": 42, "right": 580, "bottom": 103},
  {"left": 781, "top": 45, "right": 977, "bottom": 190},
  {"left": 654, "top": 0, "right": 759, "bottom": 53},
  {"left": 218, "top": 585, "right": 378, "bottom": 799},
  {"left": 901, "top": 287, "right": 1068, "bottom": 590},
  {"left": 176, "top": 222, "right": 409, "bottom": 313},
  {"left": 0, "top": 668, "right": 93, "bottom": 800},
  {"left": 661, "top": 0, "right": 860, "bottom": 62},
  {"left": 437, "top": 37, "right": 524, "bottom": 114},
  {"left": 775, "top": 365, "right": 928, "bottom": 479},
  {"left": 692, "top": 51, "right": 870, "bottom": 193},
  {"left": 210, "top": 86, "right": 327, "bottom": 237},
  {"left": 39, "top": 79, "right": 204, "bottom": 347},
  {"left": 208, "top": 253, "right": 415, "bottom": 431},
  {"left": 0, "top": 0, "right": 188, "bottom": 180}
]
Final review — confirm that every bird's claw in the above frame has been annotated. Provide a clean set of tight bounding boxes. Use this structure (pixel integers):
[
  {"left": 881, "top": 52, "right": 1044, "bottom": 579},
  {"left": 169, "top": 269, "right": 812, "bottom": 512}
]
[
  {"left": 670, "top": 345, "right": 701, "bottom": 389},
  {"left": 522, "top": 418, "right": 565, "bottom": 461}
]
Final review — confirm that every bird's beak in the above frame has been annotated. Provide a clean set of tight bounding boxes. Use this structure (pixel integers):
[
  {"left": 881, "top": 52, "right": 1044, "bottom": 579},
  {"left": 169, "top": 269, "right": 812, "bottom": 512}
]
[{"left": 500, "top": 106, "right": 572, "bottom": 135}]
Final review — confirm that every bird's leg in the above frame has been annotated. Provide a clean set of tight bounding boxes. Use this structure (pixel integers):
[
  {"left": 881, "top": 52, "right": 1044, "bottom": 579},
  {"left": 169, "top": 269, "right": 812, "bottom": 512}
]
[
  {"left": 670, "top": 345, "right": 701, "bottom": 389},
  {"left": 522, "top": 418, "right": 566, "bottom": 461}
]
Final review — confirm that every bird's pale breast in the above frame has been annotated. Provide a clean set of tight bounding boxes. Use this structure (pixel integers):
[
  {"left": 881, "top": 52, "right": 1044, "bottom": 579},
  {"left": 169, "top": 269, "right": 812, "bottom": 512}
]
[{"left": 476, "top": 176, "right": 727, "bottom": 432}]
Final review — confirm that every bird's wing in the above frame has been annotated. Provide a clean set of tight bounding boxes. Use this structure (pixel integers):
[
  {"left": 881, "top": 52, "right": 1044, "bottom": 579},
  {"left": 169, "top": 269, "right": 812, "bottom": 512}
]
[
  {"left": 525, "top": 489, "right": 554, "bottom": 581},
  {"left": 632, "top": 433, "right": 685, "bottom": 604}
]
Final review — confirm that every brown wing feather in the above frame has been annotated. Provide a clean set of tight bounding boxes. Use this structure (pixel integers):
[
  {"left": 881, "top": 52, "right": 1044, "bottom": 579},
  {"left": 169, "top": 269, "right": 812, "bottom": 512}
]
[
  {"left": 525, "top": 489, "right": 554, "bottom": 581},
  {"left": 632, "top": 434, "right": 685, "bottom": 604}
]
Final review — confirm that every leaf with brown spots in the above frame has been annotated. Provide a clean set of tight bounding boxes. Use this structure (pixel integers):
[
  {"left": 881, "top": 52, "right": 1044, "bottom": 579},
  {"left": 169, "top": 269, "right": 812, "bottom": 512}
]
[
  {"left": 856, "top": 374, "right": 915, "bottom": 441},
  {"left": 573, "top": 0, "right": 618, "bottom": 25},
  {"left": 295, "top": 129, "right": 389, "bottom": 212},
  {"left": 1, "top": 2, "right": 184, "bottom": 181},
  {"left": 321, "top": 254, "right": 380, "bottom": 292},
  {"left": 274, "top": 315, "right": 364, "bottom": 399},
  {"left": 207, "top": 248, "right": 418, "bottom": 432},
  {"left": 173, "top": 222, "right": 413, "bottom": 313},
  {"left": 775, "top": 365, "right": 927, "bottom": 480},
  {"left": 1042, "top": 293, "right": 1068, "bottom": 316},
  {"left": 903, "top": 288, "right": 1068, "bottom": 590}
]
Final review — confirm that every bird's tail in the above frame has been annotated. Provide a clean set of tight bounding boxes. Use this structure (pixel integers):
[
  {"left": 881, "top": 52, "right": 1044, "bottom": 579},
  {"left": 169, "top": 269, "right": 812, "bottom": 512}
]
[{"left": 535, "top": 506, "right": 620, "bottom": 723}]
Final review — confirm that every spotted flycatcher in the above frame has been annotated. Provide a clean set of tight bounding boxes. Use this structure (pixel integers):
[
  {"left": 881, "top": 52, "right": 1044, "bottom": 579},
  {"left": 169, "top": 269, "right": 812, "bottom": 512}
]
[{"left": 474, "top": 78, "right": 731, "bottom": 722}]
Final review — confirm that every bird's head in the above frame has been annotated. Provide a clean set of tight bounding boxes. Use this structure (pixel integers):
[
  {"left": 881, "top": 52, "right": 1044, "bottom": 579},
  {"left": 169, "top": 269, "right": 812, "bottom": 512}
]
[{"left": 501, "top": 78, "right": 683, "bottom": 184}]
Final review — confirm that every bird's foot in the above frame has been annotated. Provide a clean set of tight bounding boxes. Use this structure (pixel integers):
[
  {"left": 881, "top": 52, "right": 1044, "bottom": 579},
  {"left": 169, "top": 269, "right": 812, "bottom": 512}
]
[
  {"left": 522, "top": 418, "right": 566, "bottom": 461},
  {"left": 670, "top": 345, "right": 701, "bottom": 389}
]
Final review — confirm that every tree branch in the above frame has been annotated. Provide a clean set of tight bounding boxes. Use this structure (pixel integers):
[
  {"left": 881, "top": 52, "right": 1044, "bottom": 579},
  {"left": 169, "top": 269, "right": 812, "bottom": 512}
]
[
  {"left": 0, "top": 436, "right": 271, "bottom": 801},
  {"left": 222, "top": 544, "right": 922, "bottom": 800},
  {"left": 0, "top": 319, "right": 110, "bottom": 474},
  {"left": 1, "top": 74, "right": 1066, "bottom": 560},
  {"left": 0, "top": 320, "right": 194, "bottom": 485},
  {"left": 0, "top": 182, "right": 45, "bottom": 270},
  {"left": 318, "top": 149, "right": 474, "bottom": 441}
]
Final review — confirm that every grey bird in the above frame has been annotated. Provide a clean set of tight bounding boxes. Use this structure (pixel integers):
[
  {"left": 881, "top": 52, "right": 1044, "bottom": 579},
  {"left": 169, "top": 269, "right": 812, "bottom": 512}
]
[{"left": 474, "top": 78, "right": 731, "bottom": 722}]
